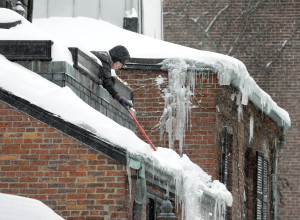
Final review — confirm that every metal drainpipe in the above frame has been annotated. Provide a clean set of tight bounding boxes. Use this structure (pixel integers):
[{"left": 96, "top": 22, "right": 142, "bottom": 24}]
[
  {"left": 129, "top": 155, "right": 146, "bottom": 220},
  {"left": 272, "top": 138, "right": 285, "bottom": 220}
]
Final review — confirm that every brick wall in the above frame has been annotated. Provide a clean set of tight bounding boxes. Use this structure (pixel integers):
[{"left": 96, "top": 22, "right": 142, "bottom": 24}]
[
  {"left": 118, "top": 68, "right": 283, "bottom": 219},
  {"left": 118, "top": 69, "right": 221, "bottom": 178},
  {"left": 215, "top": 86, "right": 283, "bottom": 219},
  {"left": 0, "top": 100, "right": 131, "bottom": 220},
  {"left": 163, "top": 1, "right": 299, "bottom": 219}
]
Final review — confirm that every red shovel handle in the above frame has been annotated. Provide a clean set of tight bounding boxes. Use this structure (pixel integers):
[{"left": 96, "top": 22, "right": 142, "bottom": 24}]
[{"left": 127, "top": 109, "right": 157, "bottom": 151}]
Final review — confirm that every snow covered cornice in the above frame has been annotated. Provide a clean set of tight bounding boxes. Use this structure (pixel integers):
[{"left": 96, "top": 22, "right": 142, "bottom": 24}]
[
  {"left": 229, "top": 70, "right": 291, "bottom": 131},
  {"left": 125, "top": 57, "right": 291, "bottom": 131}
]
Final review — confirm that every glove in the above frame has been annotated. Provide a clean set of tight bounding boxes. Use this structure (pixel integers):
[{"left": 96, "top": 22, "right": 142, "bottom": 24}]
[{"left": 115, "top": 95, "right": 133, "bottom": 109}]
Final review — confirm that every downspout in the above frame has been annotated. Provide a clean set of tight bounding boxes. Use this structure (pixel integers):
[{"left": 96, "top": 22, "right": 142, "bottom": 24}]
[
  {"left": 272, "top": 137, "right": 285, "bottom": 220},
  {"left": 129, "top": 155, "right": 147, "bottom": 220}
]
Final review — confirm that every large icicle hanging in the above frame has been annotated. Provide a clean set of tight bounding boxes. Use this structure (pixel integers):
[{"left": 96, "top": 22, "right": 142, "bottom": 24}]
[
  {"left": 160, "top": 58, "right": 196, "bottom": 156},
  {"left": 249, "top": 116, "right": 254, "bottom": 143}
]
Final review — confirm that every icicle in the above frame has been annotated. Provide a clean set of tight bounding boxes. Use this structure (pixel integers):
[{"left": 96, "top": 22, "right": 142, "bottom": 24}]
[
  {"left": 213, "top": 199, "right": 226, "bottom": 220},
  {"left": 160, "top": 59, "right": 233, "bottom": 220},
  {"left": 236, "top": 92, "right": 243, "bottom": 122},
  {"left": 126, "top": 151, "right": 132, "bottom": 203},
  {"left": 249, "top": 116, "right": 254, "bottom": 143},
  {"left": 160, "top": 58, "right": 197, "bottom": 156}
]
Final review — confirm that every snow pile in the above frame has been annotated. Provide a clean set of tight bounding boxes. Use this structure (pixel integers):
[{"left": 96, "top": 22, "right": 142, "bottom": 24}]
[
  {"left": 0, "top": 8, "right": 73, "bottom": 64},
  {"left": 125, "top": 8, "right": 138, "bottom": 18},
  {"left": 0, "top": 193, "right": 63, "bottom": 220}
]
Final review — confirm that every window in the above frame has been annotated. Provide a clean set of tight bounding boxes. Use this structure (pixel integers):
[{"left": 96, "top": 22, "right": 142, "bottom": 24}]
[
  {"left": 255, "top": 151, "right": 268, "bottom": 220},
  {"left": 219, "top": 126, "right": 231, "bottom": 219},
  {"left": 146, "top": 197, "right": 160, "bottom": 220},
  {"left": 220, "top": 127, "right": 231, "bottom": 188}
]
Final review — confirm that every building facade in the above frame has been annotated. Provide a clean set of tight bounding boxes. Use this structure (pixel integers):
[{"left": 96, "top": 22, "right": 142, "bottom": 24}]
[
  {"left": 118, "top": 59, "right": 286, "bottom": 219},
  {"left": 163, "top": 1, "right": 299, "bottom": 219},
  {"left": 0, "top": 3, "right": 290, "bottom": 219}
]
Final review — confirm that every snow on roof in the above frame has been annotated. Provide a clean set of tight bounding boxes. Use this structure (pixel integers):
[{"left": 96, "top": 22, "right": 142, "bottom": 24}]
[
  {"left": 0, "top": 53, "right": 232, "bottom": 217},
  {"left": 0, "top": 7, "right": 290, "bottom": 217},
  {"left": 0, "top": 9, "right": 73, "bottom": 64},
  {"left": 0, "top": 8, "right": 290, "bottom": 129},
  {"left": 0, "top": 9, "right": 232, "bottom": 218},
  {"left": 31, "top": 15, "right": 290, "bottom": 130},
  {"left": 0, "top": 193, "right": 63, "bottom": 220}
]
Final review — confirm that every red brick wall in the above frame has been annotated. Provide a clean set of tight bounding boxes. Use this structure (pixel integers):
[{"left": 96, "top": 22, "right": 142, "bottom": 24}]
[
  {"left": 118, "top": 69, "right": 221, "bottom": 179},
  {"left": 163, "top": 1, "right": 299, "bottom": 219},
  {"left": 0, "top": 100, "right": 131, "bottom": 220},
  {"left": 119, "top": 68, "right": 283, "bottom": 219},
  {"left": 215, "top": 86, "right": 283, "bottom": 219}
]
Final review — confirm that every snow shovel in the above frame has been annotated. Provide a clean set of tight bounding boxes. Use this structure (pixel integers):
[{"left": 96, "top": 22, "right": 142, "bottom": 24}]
[{"left": 127, "top": 108, "right": 157, "bottom": 151}]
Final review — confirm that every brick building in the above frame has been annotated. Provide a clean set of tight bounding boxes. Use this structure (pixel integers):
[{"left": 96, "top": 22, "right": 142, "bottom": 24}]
[
  {"left": 0, "top": 52, "right": 288, "bottom": 219},
  {"left": 0, "top": 5, "right": 291, "bottom": 220},
  {"left": 163, "top": 1, "right": 299, "bottom": 219},
  {"left": 118, "top": 57, "right": 288, "bottom": 219},
  {"left": 0, "top": 10, "right": 233, "bottom": 219},
  {"left": 0, "top": 44, "right": 181, "bottom": 219}
]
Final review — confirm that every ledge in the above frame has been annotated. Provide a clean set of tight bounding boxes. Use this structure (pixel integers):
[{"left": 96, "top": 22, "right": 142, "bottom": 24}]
[
  {"left": 0, "top": 20, "right": 21, "bottom": 29},
  {"left": 69, "top": 47, "right": 102, "bottom": 84},
  {"left": 0, "top": 40, "right": 53, "bottom": 61},
  {"left": 123, "top": 58, "right": 164, "bottom": 71},
  {"left": 16, "top": 60, "right": 135, "bottom": 131},
  {"left": 70, "top": 47, "right": 133, "bottom": 101}
]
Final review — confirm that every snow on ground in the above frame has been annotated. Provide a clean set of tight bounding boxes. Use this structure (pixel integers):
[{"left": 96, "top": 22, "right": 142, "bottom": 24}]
[{"left": 0, "top": 193, "right": 63, "bottom": 220}]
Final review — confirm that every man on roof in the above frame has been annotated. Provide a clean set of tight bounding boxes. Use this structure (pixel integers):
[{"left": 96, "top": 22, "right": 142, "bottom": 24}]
[{"left": 93, "top": 45, "right": 133, "bottom": 109}]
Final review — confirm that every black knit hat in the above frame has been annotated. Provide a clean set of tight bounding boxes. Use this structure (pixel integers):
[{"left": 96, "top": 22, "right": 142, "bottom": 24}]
[{"left": 109, "top": 45, "right": 130, "bottom": 64}]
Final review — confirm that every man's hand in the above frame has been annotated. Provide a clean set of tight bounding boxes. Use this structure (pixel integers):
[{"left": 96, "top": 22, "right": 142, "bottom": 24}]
[{"left": 115, "top": 95, "right": 133, "bottom": 109}]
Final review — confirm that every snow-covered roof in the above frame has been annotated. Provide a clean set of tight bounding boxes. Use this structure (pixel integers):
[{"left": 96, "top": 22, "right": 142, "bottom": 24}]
[
  {"left": 0, "top": 54, "right": 232, "bottom": 218},
  {"left": 0, "top": 8, "right": 233, "bottom": 219},
  {"left": 0, "top": 7, "right": 291, "bottom": 218},
  {"left": 0, "top": 8, "right": 290, "bottom": 130}
]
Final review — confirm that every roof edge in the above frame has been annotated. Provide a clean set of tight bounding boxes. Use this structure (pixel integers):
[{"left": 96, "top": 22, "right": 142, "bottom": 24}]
[{"left": 124, "top": 57, "right": 290, "bottom": 131}]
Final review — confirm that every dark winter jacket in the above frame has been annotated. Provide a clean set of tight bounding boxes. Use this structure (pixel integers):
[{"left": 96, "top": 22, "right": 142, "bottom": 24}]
[{"left": 93, "top": 51, "right": 118, "bottom": 99}]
